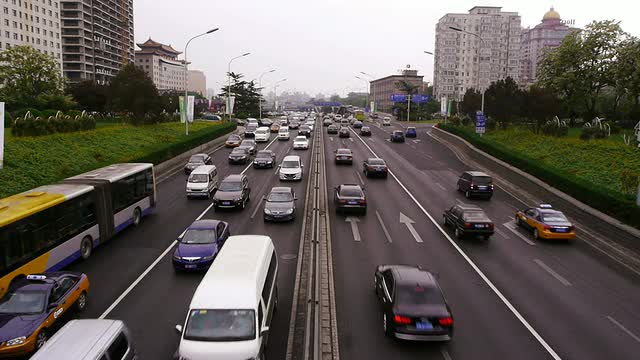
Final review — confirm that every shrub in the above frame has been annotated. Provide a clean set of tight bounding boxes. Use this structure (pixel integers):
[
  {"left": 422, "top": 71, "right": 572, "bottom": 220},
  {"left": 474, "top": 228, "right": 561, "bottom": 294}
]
[
  {"left": 12, "top": 108, "right": 41, "bottom": 118},
  {"left": 40, "top": 109, "right": 58, "bottom": 118},
  {"left": 541, "top": 122, "right": 568, "bottom": 137},
  {"left": 620, "top": 169, "right": 639, "bottom": 194}
]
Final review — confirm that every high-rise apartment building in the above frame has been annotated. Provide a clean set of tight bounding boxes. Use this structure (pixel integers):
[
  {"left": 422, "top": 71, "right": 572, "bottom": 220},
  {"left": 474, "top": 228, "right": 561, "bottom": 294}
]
[
  {"left": 520, "top": 8, "right": 574, "bottom": 87},
  {"left": 0, "top": 0, "right": 62, "bottom": 68},
  {"left": 188, "top": 70, "right": 206, "bottom": 96},
  {"left": 134, "top": 38, "right": 186, "bottom": 92},
  {"left": 60, "top": 0, "right": 134, "bottom": 84},
  {"left": 434, "top": 6, "right": 521, "bottom": 102}
]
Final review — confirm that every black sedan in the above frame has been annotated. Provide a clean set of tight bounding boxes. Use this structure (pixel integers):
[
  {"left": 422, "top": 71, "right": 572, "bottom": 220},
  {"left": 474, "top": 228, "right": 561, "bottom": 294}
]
[
  {"left": 298, "top": 125, "right": 312, "bottom": 138},
  {"left": 363, "top": 158, "right": 388, "bottom": 178},
  {"left": 334, "top": 184, "right": 366, "bottom": 214},
  {"left": 443, "top": 203, "right": 494, "bottom": 240},
  {"left": 239, "top": 139, "right": 257, "bottom": 155},
  {"left": 360, "top": 126, "right": 372, "bottom": 136},
  {"left": 327, "top": 124, "right": 339, "bottom": 134},
  {"left": 263, "top": 187, "right": 297, "bottom": 221},
  {"left": 213, "top": 174, "right": 251, "bottom": 210},
  {"left": 338, "top": 127, "right": 350, "bottom": 138},
  {"left": 228, "top": 147, "right": 251, "bottom": 164},
  {"left": 375, "top": 265, "right": 453, "bottom": 341},
  {"left": 253, "top": 150, "right": 276, "bottom": 168},
  {"left": 390, "top": 130, "right": 405, "bottom": 142},
  {"left": 334, "top": 148, "right": 353, "bottom": 165}
]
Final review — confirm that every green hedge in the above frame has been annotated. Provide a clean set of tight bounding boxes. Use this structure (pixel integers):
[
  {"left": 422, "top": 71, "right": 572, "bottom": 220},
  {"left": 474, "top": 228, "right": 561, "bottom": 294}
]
[
  {"left": 438, "top": 124, "right": 640, "bottom": 229},
  {"left": 0, "top": 121, "right": 236, "bottom": 198}
]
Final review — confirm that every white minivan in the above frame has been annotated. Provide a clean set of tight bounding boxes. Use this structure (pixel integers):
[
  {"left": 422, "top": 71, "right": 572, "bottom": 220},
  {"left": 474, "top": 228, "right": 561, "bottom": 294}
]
[
  {"left": 278, "top": 126, "right": 290, "bottom": 140},
  {"left": 186, "top": 165, "right": 218, "bottom": 199},
  {"left": 175, "top": 235, "right": 278, "bottom": 360},
  {"left": 254, "top": 127, "right": 270, "bottom": 142},
  {"left": 279, "top": 155, "right": 303, "bottom": 181}
]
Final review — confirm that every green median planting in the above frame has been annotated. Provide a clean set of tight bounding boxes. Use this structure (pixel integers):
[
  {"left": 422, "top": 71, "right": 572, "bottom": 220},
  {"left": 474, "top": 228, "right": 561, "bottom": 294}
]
[
  {"left": 0, "top": 121, "right": 236, "bottom": 198},
  {"left": 438, "top": 124, "right": 640, "bottom": 229}
]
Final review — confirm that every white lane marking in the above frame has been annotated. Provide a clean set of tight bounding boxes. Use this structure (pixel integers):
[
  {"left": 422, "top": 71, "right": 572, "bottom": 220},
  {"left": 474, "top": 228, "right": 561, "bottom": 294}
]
[
  {"left": 100, "top": 202, "right": 214, "bottom": 319},
  {"left": 455, "top": 199, "right": 463, "bottom": 205},
  {"left": 413, "top": 139, "right": 422, "bottom": 143},
  {"left": 349, "top": 127, "right": 562, "bottom": 360},
  {"left": 274, "top": 166, "right": 280, "bottom": 175},
  {"left": 375, "top": 211, "right": 393, "bottom": 243},
  {"left": 435, "top": 182, "right": 447, "bottom": 191},
  {"left": 441, "top": 349, "right": 453, "bottom": 360},
  {"left": 503, "top": 221, "right": 536, "bottom": 246},
  {"left": 355, "top": 170, "right": 365, "bottom": 185},
  {"left": 349, "top": 138, "right": 354, "bottom": 142},
  {"left": 495, "top": 228, "right": 509, "bottom": 239},
  {"left": 346, "top": 217, "right": 361, "bottom": 242},
  {"left": 607, "top": 316, "right": 640, "bottom": 344},
  {"left": 534, "top": 259, "right": 572, "bottom": 287},
  {"left": 369, "top": 138, "right": 375, "bottom": 142},
  {"left": 250, "top": 197, "right": 263, "bottom": 219},
  {"left": 399, "top": 212, "right": 423, "bottom": 243}
]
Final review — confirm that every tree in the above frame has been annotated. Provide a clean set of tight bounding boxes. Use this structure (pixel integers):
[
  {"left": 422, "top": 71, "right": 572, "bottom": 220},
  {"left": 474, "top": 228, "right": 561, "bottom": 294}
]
[
  {"left": 107, "top": 64, "right": 160, "bottom": 117},
  {"left": 67, "top": 80, "right": 108, "bottom": 112},
  {"left": 460, "top": 89, "right": 482, "bottom": 119},
  {"left": 0, "top": 46, "right": 64, "bottom": 109},
  {"left": 613, "top": 37, "right": 640, "bottom": 116},
  {"left": 484, "top": 77, "right": 522, "bottom": 127},
  {"left": 521, "top": 85, "right": 562, "bottom": 133},
  {"left": 219, "top": 72, "right": 260, "bottom": 118}
]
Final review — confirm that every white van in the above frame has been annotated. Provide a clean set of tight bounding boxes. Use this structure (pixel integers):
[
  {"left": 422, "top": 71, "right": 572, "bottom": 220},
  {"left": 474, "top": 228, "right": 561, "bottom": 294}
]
[
  {"left": 31, "top": 319, "right": 137, "bottom": 360},
  {"left": 279, "top": 155, "right": 303, "bottom": 180},
  {"left": 175, "top": 235, "right": 278, "bottom": 360},
  {"left": 278, "top": 126, "right": 290, "bottom": 140},
  {"left": 254, "top": 127, "right": 271, "bottom": 142},
  {"left": 186, "top": 165, "right": 218, "bottom": 199}
]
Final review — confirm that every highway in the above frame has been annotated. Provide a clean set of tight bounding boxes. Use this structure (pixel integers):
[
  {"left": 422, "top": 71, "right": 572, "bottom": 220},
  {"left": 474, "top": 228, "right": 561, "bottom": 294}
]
[
  {"left": 66, "top": 129, "right": 315, "bottom": 359},
  {"left": 51, "top": 115, "right": 640, "bottom": 360},
  {"left": 328, "top": 117, "right": 640, "bottom": 359}
]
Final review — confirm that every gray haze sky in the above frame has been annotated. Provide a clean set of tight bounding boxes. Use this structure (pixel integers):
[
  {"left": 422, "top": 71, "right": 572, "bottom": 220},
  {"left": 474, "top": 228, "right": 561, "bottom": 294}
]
[{"left": 134, "top": 0, "right": 640, "bottom": 96}]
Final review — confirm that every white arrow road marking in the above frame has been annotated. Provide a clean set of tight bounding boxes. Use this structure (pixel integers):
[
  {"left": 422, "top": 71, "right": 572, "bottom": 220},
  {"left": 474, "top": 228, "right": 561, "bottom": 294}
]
[
  {"left": 346, "top": 217, "right": 361, "bottom": 242},
  {"left": 349, "top": 138, "right": 354, "bottom": 142},
  {"left": 376, "top": 211, "right": 393, "bottom": 243},
  {"left": 330, "top": 137, "right": 333, "bottom": 141},
  {"left": 412, "top": 139, "right": 422, "bottom": 143},
  {"left": 503, "top": 221, "right": 536, "bottom": 246},
  {"left": 400, "top": 212, "right": 423, "bottom": 243},
  {"left": 435, "top": 182, "right": 447, "bottom": 191}
]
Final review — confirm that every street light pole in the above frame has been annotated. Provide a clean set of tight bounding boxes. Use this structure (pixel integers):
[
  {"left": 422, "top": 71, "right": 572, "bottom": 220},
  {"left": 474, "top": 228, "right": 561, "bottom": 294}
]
[
  {"left": 183, "top": 27, "right": 219, "bottom": 135},
  {"left": 258, "top": 69, "right": 276, "bottom": 120},
  {"left": 273, "top": 78, "right": 287, "bottom": 112},
  {"left": 354, "top": 75, "right": 369, "bottom": 112},
  {"left": 449, "top": 26, "right": 486, "bottom": 113},
  {"left": 227, "top": 52, "right": 251, "bottom": 121}
]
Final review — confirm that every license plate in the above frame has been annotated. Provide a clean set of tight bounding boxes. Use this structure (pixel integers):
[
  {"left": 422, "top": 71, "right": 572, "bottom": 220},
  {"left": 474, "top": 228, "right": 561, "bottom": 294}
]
[
  {"left": 376, "top": 168, "right": 384, "bottom": 171},
  {"left": 416, "top": 322, "right": 433, "bottom": 330},
  {"left": 348, "top": 201, "right": 358, "bottom": 205},
  {"left": 185, "top": 264, "right": 196, "bottom": 269},
  {"left": 259, "top": 162, "right": 265, "bottom": 165},
  {"left": 340, "top": 156, "right": 347, "bottom": 160},
  {"left": 478, "top": 186, "right": 488, "bottom": 190},
  {"left": 222, "top": 201, "right": 231, "bottom": 205},
  {"left": 555, "top": 228, "right": 568, "bottom": 233},
  {"left": 475, "top": 224, "right": 485, "bottom": 228}
]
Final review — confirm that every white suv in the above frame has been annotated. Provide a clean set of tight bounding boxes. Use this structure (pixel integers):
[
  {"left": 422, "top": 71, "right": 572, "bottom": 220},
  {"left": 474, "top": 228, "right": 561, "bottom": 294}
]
[{"left": 279, "top": 155, "right": 303, "bottom": 181}]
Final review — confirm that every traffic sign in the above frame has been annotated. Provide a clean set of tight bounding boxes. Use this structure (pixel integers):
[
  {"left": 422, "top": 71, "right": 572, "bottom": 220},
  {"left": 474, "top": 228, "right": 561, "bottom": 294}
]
[
  {"left": 476, "top": 111, "right": 486, "bottom": 135},
  {"left": 412, "top": 95, "right": 430, "bottom": 103},
  {"left": 390, "top": 94, "right": 407, "bottom": 102}
]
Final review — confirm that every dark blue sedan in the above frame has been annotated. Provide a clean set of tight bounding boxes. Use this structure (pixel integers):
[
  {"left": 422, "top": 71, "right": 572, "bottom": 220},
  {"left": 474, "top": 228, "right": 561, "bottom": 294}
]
[
  {"left": 172, "top": 220, "right": 230, "bottom": 271},
  {"left": 405, "top": 127, "right": 417, "bottom": 137}
]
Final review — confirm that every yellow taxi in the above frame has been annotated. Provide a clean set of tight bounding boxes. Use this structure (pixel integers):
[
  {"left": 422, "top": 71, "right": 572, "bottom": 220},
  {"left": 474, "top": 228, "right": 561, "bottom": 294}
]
[
  {"left": 515, "top": 204, "right": 576, "bottom": 241},
  {"left": 270, "top": 122, "right": 280, "bottom": 133}
]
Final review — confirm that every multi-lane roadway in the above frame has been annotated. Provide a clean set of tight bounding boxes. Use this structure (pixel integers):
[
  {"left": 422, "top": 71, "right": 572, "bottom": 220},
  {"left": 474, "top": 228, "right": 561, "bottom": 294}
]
[{"left": 60, "top": 114, "right": 640, "bottom": 360}]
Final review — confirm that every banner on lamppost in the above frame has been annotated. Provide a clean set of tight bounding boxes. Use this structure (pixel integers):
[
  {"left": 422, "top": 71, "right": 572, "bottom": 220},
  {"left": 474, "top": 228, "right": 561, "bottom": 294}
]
[
  {"left": 226, "top": 96, "right": 236, "bottom": 115},
  {"left": 0, "top": 102, "right": 4, "bottom": 169},
  {"left": 179, "top": 96, "right": 186, "bottom": 123},
  {"left": 370, "top": 101, "right": 375, "bottom": 112},
  {"left": 179, "top": 96, "right": 195, "bottom": 123},
  {"left": 187, "top": 95, "right": 195, "bottom": 122},
  {"left": 440, "top": 96, "right": 447, "bottom": 116}
]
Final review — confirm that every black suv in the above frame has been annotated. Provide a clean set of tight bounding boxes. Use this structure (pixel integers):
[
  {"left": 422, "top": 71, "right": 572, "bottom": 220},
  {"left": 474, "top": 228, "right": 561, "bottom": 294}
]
[
  {"left": 334, "top": 184, "right": 366, "bottom": 214},
  {"left": 457, "top": 171, "right": 493, "bottom": 199},
  {"left": 213, "top": 174, "right": 251, "bottom": 210},
  {"left": 390, "top": 130, "right": 405, "bottom": 143},
  {"left": 443, "top": 203, "right": 494, "bottom": 240}
]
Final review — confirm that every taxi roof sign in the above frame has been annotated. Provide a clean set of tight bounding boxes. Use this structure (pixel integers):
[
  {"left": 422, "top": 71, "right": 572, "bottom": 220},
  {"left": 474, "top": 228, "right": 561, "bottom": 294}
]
[
  {"left": 539, "top": 204, "right": 553, "bottom": 209},
  {"left": 26, "top": 275, "right": 47, "bottom": 281}
]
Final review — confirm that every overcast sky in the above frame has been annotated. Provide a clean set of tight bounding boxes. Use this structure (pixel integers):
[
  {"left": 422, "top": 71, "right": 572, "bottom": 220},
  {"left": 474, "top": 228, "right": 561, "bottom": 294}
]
[{"left": 134, "top": 0, "right": 640, "bottom": 96}]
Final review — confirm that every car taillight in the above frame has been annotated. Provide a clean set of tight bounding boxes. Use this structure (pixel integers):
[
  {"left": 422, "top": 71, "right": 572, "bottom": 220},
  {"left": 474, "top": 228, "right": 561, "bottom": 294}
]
[
  {"left": 470, "top": 182, "right": 474, "bottom": 188},
  {"left": 490, "top": 184, "right": 494, "bottom": 189},
  {"left": 394, "top": 315, "right": 412, "bottom": 325},
  {"left": 464, "top": 222, "right": 472, "bottom": 228},
  {"left": 360, "top": 199, "right": 367, "bottom": 205},
  {"left": 339, "top": 200, "right": 348, "bottom": 204},
  {"left": 488, "top": 223, "right": 494, "bottom": 229},
  {"left": 438, "top": 317, "right": 453, "bottom": 326},
  {"left": 367, "top": 165, "right": 375, "bottom": 170}
]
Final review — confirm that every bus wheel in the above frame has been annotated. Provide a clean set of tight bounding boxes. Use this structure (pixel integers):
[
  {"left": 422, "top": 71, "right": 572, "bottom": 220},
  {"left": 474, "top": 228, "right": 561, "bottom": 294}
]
[
  {"left": 80, "top": 236, "right": 93, "bottom": 260},
  {"left": 133, "top": 207, "right": 142, "bottom": 226}
]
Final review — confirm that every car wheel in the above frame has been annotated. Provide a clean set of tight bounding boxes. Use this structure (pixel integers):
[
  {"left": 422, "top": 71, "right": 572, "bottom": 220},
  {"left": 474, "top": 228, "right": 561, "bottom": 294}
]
[
  {"left": 457, "top": 183, "right": 461, "bottom": 191},
  {"left": 35, "top": 329, "right": 48, "bottom": 350},
  {"left": 80, "top": 236, "right": 93, "bottom": 260},
  {"left": 443, "top": 216, "right": 448, "bottom": 226},
  {"left": 455, "top": 228, "right": 463, "bottom": 239},
  {"left": 241, "top": 199, "right": 246, "bottom": 210},
  {"left": 515, "top": 216, "right": 521, "bottom": 226},
  {"left": 364, "top": 169, "right": 369, "bottom": 177},
  {"left": 484, "top": 235, "right": 491, "bottom": 241},
  {"left": 465, "top": 190, "right": 471, "bottom": 199},
  {"left": 274, "top": 286, "right": 279, "bottom": 312},
  {"left": 75, "top": 291, "right": 88, "bottom": 312},
  {"left": 533, "top": 228, "right": 539, "bottom": 240},
  {"left": 132, "top": 207, "right": 142, "bottom": 226},
  {"left": 383, "top": 313, "right": 393, "bottom": 337}
]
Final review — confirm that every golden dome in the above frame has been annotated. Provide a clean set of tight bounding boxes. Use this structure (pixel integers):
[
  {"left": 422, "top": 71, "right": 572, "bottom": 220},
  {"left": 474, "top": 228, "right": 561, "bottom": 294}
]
[{"left": 543, "top": 7, "right": 561, "bottom": 21}]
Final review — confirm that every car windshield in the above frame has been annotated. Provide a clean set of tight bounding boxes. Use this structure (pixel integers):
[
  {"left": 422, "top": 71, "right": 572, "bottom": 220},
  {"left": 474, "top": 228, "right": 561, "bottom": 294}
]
[
  {"left": 463, "top": 211, "right": 487, "bottom": 220},
  {"left": 407, "top": 127, "right": 416, "bottom": 131},
  {"left": 0, "top": 290, "right": 47, "bottom": 314},
  {"left": 473, "top": 176, "right": 492, "bottom": 185},
  {"left": 231, "top": 149, "right": 247, "bottom": 155},
  {"left": 219, "top": 181, "right": 242, "bottom": 191},
  {"left": 282, "top": 160, "right": 300, "bottom": 168},
  {"left": 188, "top": 174, "right": 209, "bottom": 183},
  {"left": 362, "top": 127, "right": 370, "bottom": 131},
  {"left": 185, "top": 309, "right": 256, "bottom": 341},
  {"left": 368, "top": 159, "right": 385, "bottom": 165},
  {"left": 240, "top": 141, "right": 254, "bottom": 146},
  {"left": 340, "top": 187, "right": 363, "bottom": 197},
  {"left": 246, "top": 125, "right": 257, "bottom": 131},
  {"left": 300, "top": 126, "right": 310, "bottom": 130},
  {"left": 181, "top": 229, "right": 216, "bottom": 244},
  {"left": 336, "top": 149, "right": 351, "bottom": 155},
  {"left": 189, "top": 155, "right": 205, "bottom": 163},
  {"left": 397, "top": 285, "right": 444, "bottom": 305},
  {"left": 295, "top": 137, "right": 307, "bottom": 142},
  {"left": 394, "top": 131, "right": 403, "bottom": 135},
  {"left": 268, "top": 191, "right": 293, "bottom": 202},
  {"left": 227, "top": 136, "right": 240, "bottom": 142},
  {"left": 541, "top": 212, "right": 568, "bottom": 222},
  {"left": 256, "top": 152, "right": 272, "bottom": 159}
]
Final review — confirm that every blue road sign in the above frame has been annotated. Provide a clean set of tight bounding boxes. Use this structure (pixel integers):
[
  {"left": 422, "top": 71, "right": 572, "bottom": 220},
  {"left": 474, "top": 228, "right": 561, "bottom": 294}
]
[
  {"left": 390, "top": 94, "right": 407, "bottom": 102},
  {"left": 476, "top": 111, "right": 486, "bottom": 134},
  {"left": 313, "top": 101, "right": 341, "bottom": 107},
  {"left": 412, "top": 95, "right": 430, "bottom": 103}
]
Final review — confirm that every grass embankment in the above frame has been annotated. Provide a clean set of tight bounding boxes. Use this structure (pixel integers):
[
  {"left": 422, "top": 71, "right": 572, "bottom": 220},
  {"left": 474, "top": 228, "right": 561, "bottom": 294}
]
[
  {"left": 1, "top": 121, "right": 236, "bottom": 198},
  {"left": 439, "top": 124, "right": 640, "bottom": 228}
]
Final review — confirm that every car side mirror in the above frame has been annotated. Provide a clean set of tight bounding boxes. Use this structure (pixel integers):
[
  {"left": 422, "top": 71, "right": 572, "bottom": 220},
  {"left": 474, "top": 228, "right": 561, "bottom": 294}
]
[
  {"left": 260, "top": 326, "right": 270, "bottom": 337},
  {"left": 262, "top": 196, "right": 267, "bottom": 201},
  {"left": 175, "top": 325, "right": 183, "bottom": 335},
  {"left": 294, "top": 197, "right": 298, "bottom": 201}
]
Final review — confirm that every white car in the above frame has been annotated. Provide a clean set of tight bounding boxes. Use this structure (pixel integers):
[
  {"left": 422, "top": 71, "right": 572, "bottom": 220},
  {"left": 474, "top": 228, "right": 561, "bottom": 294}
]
[
  {"left": 293, "top": 136, "right": 309, "bottom": 150},
  {"left": 279, "top": 155, "right": 303, "bottom": 181},
  {"left": 246, "top": 118, "right": 259, "bottom": 126},
  {"left": 254, "top": 127, "right": 271, "bottom": 142},
  {"left": 382, "top": 117, "right": 391, "bottom": 126},
  {"left": 305, "top": 121, "right": 315, "bottom": 132},
  {"left": 278, "top": 126, "right": 290, "bottom": 140}
]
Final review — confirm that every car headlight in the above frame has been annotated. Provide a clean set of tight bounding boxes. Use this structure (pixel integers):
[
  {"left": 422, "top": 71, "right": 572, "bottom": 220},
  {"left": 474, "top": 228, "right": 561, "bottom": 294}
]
[
  {"left": 285, "top": 208, "right": 294, "bottom": 214},
  {"left": 173, "top": 254, "right": 182, "bottom": 260},
  {"left": 202, "top": 255, "right": 215, "bottom": 261},
  {"left": 236, "top": 198, "right": 243, "bottom": 203},
  {"left": 6, "top": 336, "right": 26, "bottom": 346},
  {"left": 264, "top": 208, "right": 272, "bottom": 214}
]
